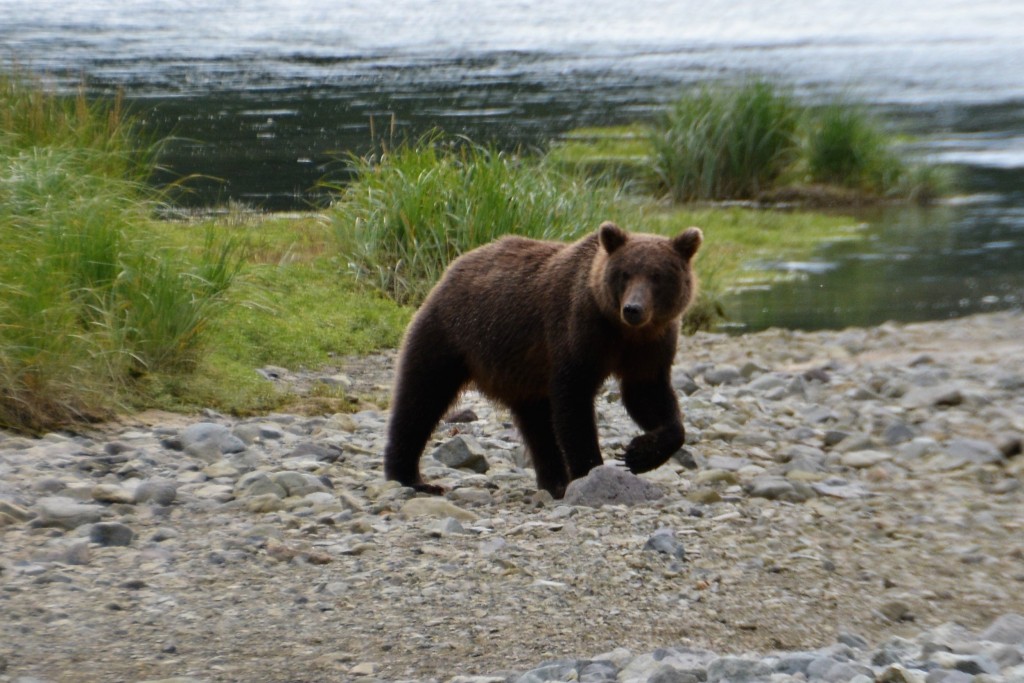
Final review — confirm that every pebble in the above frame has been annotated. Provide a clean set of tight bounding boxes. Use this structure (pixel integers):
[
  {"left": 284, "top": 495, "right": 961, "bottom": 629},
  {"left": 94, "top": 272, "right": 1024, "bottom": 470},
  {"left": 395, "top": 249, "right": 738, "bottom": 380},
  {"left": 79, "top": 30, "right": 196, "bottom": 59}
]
[
  {"left": 0, "top": 311, "right": 1022, "bottom": 682},
  {"left": 89, "top": 522, "right": 135, "bottom": 547},
  {"left": 981, "top": 613, "right": 1024, "bottom": 644},
  {"left": 400, "top": 497, "right": 480, "bottom": 522},
  {"left": 91, "top": 483, "right": 136, "bottom": 504},
  {"left": 644, "top": 528, "right": 687, "bottom": 560},
  {"left": 31, "top": 496, "right": 103, "bottom": 529},
  {"left": 509, "top": 615, "right": 1024, "bottom": 682},
  {"left": 133, "top": 479, "right": 178, "bottom": 506},
  {"left": 178, "top": 421, "right": 247, "bottom": 462},
  {"left": 432, "top": 434, "right": 491, "bottom": 473},
  {"left": 841, "top": 449, "right": 892, "bottom": 468}
]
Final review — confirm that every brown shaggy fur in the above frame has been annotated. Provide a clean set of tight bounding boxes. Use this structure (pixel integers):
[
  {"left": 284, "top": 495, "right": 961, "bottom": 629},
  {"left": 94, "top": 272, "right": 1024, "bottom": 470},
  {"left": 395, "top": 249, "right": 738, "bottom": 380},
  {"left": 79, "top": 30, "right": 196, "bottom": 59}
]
[{"left": 383, "top": 221, "right": 703, "bottom": 497}]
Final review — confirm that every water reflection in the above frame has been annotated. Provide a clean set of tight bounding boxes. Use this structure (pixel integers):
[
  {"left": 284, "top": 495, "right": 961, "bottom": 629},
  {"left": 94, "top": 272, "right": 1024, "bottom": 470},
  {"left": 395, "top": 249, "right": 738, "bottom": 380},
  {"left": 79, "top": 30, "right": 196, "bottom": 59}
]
[
  {"left": 724, "top": 178, "right": 1024, "bottom": 331},
  {"left": 139, "top": 69, "right": 667, "bottom": 209}
]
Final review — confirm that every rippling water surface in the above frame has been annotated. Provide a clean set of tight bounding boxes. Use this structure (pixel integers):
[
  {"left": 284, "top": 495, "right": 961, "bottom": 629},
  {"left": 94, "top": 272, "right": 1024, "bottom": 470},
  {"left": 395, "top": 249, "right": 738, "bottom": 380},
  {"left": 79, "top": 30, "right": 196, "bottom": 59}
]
[{"left": 1, "top": 0, "right": 1022, "bottom": 330}]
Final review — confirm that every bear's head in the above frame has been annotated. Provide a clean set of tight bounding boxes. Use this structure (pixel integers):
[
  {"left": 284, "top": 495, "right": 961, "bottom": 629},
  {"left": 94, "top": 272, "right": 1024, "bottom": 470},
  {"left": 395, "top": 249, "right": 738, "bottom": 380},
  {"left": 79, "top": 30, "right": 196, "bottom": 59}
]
[{"left": 590, "top": 221, "right": 703, "bottom": 332}]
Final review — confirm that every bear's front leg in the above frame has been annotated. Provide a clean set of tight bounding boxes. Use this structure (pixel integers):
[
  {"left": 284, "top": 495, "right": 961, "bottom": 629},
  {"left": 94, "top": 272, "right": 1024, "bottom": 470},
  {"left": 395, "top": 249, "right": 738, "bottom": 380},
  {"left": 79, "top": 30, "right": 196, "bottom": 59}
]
[{"left": 620, "top": 376, "right": 685, "bottom": 474}]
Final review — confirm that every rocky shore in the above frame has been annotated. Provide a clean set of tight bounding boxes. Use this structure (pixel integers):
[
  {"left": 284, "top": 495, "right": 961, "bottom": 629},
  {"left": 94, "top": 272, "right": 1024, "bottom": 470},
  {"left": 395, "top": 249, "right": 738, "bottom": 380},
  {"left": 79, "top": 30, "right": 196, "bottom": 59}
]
[{"left": 1, "top": 311, "right": 1023, "bottom": 683}]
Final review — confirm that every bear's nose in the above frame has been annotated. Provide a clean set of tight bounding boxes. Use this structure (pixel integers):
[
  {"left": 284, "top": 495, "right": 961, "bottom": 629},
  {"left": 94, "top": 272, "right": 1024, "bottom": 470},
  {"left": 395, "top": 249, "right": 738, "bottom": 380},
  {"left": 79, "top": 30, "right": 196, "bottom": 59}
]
[{"left": 622, "top": 303, "right": 646, "bottom": 326}]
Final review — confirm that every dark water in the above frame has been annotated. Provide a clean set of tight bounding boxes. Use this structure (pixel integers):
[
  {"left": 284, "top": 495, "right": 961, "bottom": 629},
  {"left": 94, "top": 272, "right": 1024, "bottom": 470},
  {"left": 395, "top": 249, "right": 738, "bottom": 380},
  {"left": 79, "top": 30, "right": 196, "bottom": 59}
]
[
  {"left": 2, "top": 0, "right": 1022, "bottom": 331},
  {"left": 725, "top": 168, "right": 1024, "bottom": 330}
]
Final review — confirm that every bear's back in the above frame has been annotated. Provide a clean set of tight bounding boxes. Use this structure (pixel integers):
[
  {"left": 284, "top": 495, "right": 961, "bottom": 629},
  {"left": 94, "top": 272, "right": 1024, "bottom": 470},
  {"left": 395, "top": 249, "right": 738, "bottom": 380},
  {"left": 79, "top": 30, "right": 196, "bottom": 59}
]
[{"left": 415, "top": 234, "right": 596, "bottom": 403}]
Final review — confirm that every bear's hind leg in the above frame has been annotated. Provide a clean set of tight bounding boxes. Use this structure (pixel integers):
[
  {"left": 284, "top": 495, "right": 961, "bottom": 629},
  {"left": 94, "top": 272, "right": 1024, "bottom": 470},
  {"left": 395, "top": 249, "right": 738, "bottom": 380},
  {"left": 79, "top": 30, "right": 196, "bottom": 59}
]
[
  {"left": 511, "top": 399, "right": 570, "bottom": 498},
  {"left": 383, "top": 347, "right": 469, "bottom": 494},
  {"left": 549, "top": 368, "right": 605, "bottom": 481}
]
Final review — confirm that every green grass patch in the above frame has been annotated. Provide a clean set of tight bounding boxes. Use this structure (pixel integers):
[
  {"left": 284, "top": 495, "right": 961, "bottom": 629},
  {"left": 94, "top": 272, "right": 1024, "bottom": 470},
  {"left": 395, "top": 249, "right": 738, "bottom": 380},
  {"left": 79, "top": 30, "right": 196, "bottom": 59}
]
[
  {"left": 557, "top": 81, "right": 949, "bottom": 205},
  {"left": 651, "top": 79, "right": 801, "bottom": 202},
  {"left": 133, "top": 213, "right": 409, "bottom": 415},
  {"left": 330, "top": 139, "right": 626, "bottom": 306},
  {"left": 210, "top": 259, "right": 408, "bottom": 369},
  {"left": 641, "top": 204, "right": 862, "bottom": 286},
  {"left": 0, "top": 72, "right": 242, "bottom": 432},
  {"left": 801, "top": 101, "right": 898, "bottom": 191},
  {"left": 546, "top": 125, "right": 657, "bottom": 190}
]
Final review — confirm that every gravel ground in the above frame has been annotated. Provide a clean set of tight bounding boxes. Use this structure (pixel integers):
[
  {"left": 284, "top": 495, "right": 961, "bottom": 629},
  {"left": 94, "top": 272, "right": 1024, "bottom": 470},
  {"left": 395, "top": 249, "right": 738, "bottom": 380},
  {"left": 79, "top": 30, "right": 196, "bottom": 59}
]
[{"left": 1, "top": 311, "right": 1022, "bottom": 683}]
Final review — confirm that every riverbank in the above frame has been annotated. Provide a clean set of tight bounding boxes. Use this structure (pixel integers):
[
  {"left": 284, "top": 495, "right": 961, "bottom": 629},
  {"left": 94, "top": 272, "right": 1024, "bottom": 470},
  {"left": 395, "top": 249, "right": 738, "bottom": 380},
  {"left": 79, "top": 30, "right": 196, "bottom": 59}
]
[
  {"left": 3, "top": 68, "right": 870, "bottom": 431},
  {"left": 1, "top": 310, "right": 1021, "bottom": 682}
]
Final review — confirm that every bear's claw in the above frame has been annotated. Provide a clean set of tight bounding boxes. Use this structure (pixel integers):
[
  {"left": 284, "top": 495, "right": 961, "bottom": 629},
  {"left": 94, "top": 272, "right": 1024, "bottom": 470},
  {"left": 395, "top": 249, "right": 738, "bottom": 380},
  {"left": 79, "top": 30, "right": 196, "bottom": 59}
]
[
  {"left": 411, "top": 482, "right": 446, "bottom": 496},
  {"left": 622, "top": 432, "right": 673, "bottom": 474}
]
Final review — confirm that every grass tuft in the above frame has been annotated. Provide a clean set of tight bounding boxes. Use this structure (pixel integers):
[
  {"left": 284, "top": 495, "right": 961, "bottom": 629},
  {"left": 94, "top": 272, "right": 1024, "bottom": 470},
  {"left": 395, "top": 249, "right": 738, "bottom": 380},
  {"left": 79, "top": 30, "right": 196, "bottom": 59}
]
[
  {"left": 330, "top": 138, "right": 623, "bottom": 306},
  {"left": 802, "top": 101, "right": 898, "bottom": 191},
  {"left": 0, "top": 71, "right": 242, "bottom": 432},
  {"left": 650, "top": 80, "right": 801, "bottom": 202},
  {"left": 546, "top": 80, "right": 952, "bottom": 206}
]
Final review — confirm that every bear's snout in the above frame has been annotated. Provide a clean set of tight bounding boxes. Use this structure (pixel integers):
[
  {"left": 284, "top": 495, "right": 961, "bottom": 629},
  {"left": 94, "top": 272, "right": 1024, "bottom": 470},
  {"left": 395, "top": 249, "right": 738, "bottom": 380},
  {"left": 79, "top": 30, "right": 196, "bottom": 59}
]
[
  {"left": 622, "top": 302, "right": 647, "bottom": 326},
  {"left": 620, "top": 279, "right": 655, "bottom": 327}
]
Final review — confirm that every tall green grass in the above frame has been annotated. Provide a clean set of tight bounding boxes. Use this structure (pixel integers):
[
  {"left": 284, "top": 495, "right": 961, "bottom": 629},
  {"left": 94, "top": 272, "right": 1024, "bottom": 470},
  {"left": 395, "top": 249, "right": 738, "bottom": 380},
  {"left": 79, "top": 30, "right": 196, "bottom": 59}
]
[
  {"left": 802, "top": 101, "right": 899, "bottom": 191},
  {"left": 331, "top": 140, "right": 624, "bottom": 305},
  {"left": 1, "top": 73, "right": 152, "bottom": 180},
  {"left": 651, "top": 80, "right": 801, "bottom": 202},
  {"left": 0, "top": 72, "right": 241, "bottom": 432},
  {"left": 800, "top": 102, "right": 952, "bottom": 202},
  {"left": 330, "top": 138, "right": 736, "bottom": 332},
  {"left": 647, "top": 80, "right": 946, "bottom": 204}
]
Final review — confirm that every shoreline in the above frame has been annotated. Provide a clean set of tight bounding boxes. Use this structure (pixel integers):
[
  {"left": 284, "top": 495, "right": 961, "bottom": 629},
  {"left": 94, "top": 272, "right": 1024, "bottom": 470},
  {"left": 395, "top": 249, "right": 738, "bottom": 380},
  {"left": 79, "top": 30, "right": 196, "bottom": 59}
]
[{"left": 1, "top": 310, "right": 1022, "bottom": 682}]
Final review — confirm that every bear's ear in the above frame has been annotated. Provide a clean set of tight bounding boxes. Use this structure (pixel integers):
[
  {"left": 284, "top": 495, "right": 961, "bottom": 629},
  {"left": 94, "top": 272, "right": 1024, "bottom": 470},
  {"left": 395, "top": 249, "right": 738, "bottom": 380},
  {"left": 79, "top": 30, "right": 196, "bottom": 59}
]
[
  {"left": 672, "top": 227, "right": 703, "bottom": 261},
  {"left": 599, "top": 221, "right": 628, "bottom": 254}
]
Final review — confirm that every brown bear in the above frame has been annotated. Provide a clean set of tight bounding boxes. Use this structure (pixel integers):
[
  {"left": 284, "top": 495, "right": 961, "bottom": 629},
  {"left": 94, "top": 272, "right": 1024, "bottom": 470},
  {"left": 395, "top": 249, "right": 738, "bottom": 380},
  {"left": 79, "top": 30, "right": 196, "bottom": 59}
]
[{"left": 383, "top": 221, "right": 703, "bottom": 498}]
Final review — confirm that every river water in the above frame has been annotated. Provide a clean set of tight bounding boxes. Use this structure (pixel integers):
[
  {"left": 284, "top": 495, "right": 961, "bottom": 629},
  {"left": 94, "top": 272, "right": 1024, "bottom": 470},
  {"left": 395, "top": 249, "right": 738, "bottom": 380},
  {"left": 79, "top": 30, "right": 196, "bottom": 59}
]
[{"left": 2, "top": 0, "right": 1022, "bottom": 331}]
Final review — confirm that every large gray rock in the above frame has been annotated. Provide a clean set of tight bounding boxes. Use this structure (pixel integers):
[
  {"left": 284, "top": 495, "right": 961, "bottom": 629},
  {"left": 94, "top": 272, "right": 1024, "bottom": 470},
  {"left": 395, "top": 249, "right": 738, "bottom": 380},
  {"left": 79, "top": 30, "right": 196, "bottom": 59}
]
[
  {"left": 133, "top": 479, "right": 178, "bottom": 506},
  {"left": 89, "top": 522, "right": 135, "bottom": 547},
  {"left": 234, "top": 471, "right": 287, "bottom": 499},
  {"left": 945, "top": 438, "right": 1004, "bottom": 465},
  {"left": 562, "top": 465, "right": 663, "bottom": 507},
  {"left": 706, "top": 656, "right": 773, "bottom": 683},
  {"left": 180, "top": 422, "right": 247, "bottom": 463},
  {"left": 981, "top": 613, "right": 1024, "bottom": 645},
  {"left": 399, "top": 497, "right": 479, "bottom": 523},
  {"left": 902, "top": 385, "right": 964, "bottom": 409},
  {"left": 432, "top": 435, "right": 490, "bottom": 473},
  {"left": 32, "top": 496, "right": 103, "bottom": 530},
  {"left": 272, "top": 471, "right": 329, "bottom": 497}
]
